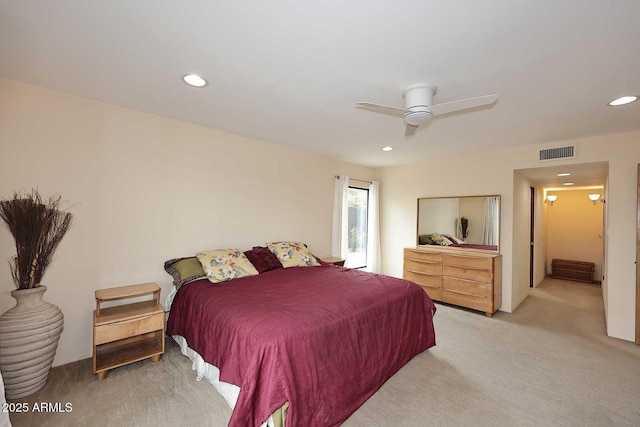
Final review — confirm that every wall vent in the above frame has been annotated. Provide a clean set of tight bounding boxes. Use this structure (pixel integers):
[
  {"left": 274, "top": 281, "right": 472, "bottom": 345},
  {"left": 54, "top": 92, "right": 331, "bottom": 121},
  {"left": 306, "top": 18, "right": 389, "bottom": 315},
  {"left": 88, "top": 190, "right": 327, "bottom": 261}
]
[{"left": 538, "top": 145, "right": 576, "bottom": 161}]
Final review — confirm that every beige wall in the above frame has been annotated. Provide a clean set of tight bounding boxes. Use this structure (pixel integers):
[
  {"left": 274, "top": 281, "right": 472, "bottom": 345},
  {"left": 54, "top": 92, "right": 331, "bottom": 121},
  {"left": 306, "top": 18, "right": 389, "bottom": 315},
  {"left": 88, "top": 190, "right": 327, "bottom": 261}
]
[
  {"left": 512, "top": 171, "right": 533, "bottom": 307},
  {"left": 533, "top": 185, "right": 547, "bottom": 286},
  {"left": 377, "top": 131, "right": 640, "bottom": 342},
  {"left": 602, "top": 173, "right": 610, "bottom": 319},
  {"left": 0, "top": 78, "right": 374, "bottom": 366},
  {"left": 545, "top": 189, "right": 604, "bottom": 280}
]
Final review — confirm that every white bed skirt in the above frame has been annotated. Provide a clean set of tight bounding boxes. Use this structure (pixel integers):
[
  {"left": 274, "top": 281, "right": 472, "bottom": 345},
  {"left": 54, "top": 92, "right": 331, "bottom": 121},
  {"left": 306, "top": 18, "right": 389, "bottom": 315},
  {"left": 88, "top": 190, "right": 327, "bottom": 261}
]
[{"left": 166, "top": 287, "right": 273, "bottom": 427}]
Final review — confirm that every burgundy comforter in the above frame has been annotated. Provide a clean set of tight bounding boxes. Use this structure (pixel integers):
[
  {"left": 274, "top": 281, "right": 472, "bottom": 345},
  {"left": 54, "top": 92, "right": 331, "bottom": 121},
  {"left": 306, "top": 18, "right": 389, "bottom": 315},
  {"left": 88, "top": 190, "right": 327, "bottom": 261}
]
[
  {"left": 451, "top": 242, "right": 498, "bottom": 251},
  {"left": 167, "top": 265, "right": 436, "bottom": 427}
]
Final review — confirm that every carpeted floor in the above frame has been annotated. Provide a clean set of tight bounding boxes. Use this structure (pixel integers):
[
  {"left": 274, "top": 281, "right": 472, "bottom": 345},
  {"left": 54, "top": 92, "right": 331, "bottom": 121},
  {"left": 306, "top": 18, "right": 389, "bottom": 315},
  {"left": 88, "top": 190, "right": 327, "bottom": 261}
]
[{"left": 8, "top": 278, "right": 640, "bottom": 426}]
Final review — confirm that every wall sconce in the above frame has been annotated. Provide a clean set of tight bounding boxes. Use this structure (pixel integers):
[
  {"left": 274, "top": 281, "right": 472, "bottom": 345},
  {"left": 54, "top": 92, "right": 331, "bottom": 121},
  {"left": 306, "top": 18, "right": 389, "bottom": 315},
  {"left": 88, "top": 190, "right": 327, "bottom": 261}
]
[
  {"left": 588, "top": 193, "right": 605, "bottom": 205},
  {"left": 545, "top": 194, "right": 558, "bottom": 206}
]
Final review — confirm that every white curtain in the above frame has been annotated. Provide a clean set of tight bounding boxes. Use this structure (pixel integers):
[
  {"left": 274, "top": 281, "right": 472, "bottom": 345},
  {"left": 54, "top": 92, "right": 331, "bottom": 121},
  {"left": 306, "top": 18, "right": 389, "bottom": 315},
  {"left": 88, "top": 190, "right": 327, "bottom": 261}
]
[
  {"left": 482, "top": 196, "right": 500, "bottom": 246},
  {"left": 365, "top": 181, "right": 382, "bottom": 273},
  {"left": 331, "top": 175, "right": 349, "bottom": 258}
]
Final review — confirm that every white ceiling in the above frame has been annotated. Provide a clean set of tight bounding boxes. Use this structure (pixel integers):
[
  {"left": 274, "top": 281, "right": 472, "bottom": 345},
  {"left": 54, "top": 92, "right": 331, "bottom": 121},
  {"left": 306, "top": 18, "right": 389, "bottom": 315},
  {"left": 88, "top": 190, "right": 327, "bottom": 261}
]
[
  {"left": 516, "top": 161, "right": 608, "bottom": 188},
  {"left": 1, "top": 1, "right": 639, "bottom": 168}
]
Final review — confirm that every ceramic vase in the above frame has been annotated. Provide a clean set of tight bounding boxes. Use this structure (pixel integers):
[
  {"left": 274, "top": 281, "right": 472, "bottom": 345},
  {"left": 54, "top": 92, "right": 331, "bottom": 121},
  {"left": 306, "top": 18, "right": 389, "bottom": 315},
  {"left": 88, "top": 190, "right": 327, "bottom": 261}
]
[{"left": 0, "top": 286, "right": 64, "bottom": 399}]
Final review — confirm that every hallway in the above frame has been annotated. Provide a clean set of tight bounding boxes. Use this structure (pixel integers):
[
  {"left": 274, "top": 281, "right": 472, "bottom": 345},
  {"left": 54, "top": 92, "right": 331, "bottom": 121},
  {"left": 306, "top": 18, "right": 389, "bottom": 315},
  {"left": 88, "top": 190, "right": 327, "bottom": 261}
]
[{"left": 519, "top": 277, "right": 607, "bottom": 340}]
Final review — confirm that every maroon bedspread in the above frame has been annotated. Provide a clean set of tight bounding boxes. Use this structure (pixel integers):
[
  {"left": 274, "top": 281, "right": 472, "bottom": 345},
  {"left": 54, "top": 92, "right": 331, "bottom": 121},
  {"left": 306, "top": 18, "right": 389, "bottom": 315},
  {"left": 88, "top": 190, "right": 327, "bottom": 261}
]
[
  {"left": 167, "top": 265, "right": 436, "bottom": 427},
  {"left": 451, "top": 242, "right": 498, "bottom": 251}
]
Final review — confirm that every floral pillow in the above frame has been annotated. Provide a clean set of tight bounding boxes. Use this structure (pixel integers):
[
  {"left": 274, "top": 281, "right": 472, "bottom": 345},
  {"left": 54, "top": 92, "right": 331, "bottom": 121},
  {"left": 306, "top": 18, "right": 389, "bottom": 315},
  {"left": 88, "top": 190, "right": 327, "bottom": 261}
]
[
  {"left": 196, "top": 249, "right": 259, "bottom": 283},
  {"left": 266, "top": 241, "right": 321, "bottom": 268},
  {"left": 430, "top": 234, "right": 452, "bottom": 246}
]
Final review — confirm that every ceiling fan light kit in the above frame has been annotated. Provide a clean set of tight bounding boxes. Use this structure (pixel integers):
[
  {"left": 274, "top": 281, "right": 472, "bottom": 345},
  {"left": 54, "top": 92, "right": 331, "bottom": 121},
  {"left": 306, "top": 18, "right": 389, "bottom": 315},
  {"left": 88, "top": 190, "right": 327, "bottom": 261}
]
[
  {"left": 403, "top": 84, "right": 435, "bottom": 126},
  {"left": 357, "top": 83, "right": 498, "bottom": 136}
]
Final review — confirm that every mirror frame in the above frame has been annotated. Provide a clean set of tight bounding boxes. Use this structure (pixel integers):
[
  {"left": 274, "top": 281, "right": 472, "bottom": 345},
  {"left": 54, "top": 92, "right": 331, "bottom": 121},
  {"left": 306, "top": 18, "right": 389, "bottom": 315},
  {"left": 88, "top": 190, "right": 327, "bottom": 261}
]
[{"left": 416, "top": 194, "right": 501, "bottom": 254}]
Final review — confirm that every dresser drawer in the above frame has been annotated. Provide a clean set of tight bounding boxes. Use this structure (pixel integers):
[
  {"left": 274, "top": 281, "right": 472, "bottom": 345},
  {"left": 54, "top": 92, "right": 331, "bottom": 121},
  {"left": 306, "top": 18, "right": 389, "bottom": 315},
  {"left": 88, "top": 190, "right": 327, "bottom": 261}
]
[
  {"left": 404, "top": 249, "right": 442, "bottom": 263},
  {"left": 420, "top": 286, "right": 442, "bottom": 301},
  {"left": 442, "top": 289, "right": 492, "bottom": 313},
  {"left": 443, "top": 264, "right": 494, "bottom": 283},
  {"left": 94, "top": 312, "right": 164, "bottom": 345},
  {"left": 443, "top": 276, "right": 492, "bottom": 297},
  {"left": 404, "top": 270, "right": 442, "bottom": 289},
  {"left": 404, "top": 258, "right": 442, "bottom": 275},
  {"left": 443, "top": 254, "right": 493, "bottom": 270}
]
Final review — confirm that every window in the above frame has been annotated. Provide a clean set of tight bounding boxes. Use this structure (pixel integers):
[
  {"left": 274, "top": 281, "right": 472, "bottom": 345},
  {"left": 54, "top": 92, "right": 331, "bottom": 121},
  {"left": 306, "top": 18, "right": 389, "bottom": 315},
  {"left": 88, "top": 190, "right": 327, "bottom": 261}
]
[{"left": 347, "top": 186, "right": 368, "bottom": 269}]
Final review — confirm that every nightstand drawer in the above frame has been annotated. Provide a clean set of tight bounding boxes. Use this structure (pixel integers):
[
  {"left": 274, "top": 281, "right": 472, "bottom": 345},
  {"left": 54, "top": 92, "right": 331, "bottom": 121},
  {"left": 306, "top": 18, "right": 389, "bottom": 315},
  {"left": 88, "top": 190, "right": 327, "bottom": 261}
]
[{"left": 94, "top": 312, "right": 164, "bottom": 346}]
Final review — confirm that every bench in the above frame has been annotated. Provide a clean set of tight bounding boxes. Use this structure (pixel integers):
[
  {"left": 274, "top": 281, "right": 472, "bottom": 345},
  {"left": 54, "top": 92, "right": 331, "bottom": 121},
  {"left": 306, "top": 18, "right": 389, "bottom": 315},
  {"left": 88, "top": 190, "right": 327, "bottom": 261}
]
[{"left": 551, "top": 259, "right": 595, "bottom": 283}]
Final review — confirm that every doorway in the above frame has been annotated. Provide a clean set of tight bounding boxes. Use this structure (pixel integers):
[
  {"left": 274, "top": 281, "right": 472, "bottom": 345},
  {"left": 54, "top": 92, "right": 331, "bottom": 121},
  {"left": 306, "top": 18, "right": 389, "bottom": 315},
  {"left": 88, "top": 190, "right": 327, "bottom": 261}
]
[{"left": 515, "top": 161, "right": 608, "bottom": 294}]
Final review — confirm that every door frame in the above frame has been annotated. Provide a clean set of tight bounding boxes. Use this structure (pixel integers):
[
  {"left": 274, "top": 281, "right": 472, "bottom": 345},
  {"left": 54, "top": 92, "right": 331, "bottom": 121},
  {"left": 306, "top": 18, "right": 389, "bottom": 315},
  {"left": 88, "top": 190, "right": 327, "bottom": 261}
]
[
  {"left": 530, "top": 186, "right": 535, "bottom": 287},
  {"left": 635, "top": 164, "right": 639, "bottom": 345}
]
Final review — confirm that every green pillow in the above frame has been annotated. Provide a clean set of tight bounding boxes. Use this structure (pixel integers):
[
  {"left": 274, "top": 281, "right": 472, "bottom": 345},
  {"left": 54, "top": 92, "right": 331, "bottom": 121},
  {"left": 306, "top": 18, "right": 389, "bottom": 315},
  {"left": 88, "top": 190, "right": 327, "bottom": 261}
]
[{"left": 164, "top": 257, "right": 206, "bottom": 289}]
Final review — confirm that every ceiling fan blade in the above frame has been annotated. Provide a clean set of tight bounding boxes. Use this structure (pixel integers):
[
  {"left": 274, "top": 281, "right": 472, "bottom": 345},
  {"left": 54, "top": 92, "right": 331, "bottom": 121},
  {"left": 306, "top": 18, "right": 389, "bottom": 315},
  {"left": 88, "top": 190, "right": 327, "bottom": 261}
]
[
  {"left": 429, "top": 94, "right": 498, "bottom": 117},
  {"left": 356, "top": 102, "right": 406, "bottom": 116},
  {"left": 405, "top": 123, "right": 418, "bottom": 136}
]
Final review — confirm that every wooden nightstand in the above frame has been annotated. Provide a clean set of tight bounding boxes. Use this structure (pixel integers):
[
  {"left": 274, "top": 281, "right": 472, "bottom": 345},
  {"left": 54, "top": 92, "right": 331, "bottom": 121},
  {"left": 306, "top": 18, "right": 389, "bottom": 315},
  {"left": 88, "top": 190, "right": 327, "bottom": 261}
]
[
  {"left": 93, "top": 282, "right": 165, "bottom": 380},
  {"left": 322, "top": 257, "right": 346, "bottom": 267}
]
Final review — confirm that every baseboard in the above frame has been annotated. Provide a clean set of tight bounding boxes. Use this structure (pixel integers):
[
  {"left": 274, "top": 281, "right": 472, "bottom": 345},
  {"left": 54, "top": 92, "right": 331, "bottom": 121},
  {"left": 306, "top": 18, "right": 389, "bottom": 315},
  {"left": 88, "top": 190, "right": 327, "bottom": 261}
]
[{"left": 545, "top": 273, "right": 601, "bottom": 286}]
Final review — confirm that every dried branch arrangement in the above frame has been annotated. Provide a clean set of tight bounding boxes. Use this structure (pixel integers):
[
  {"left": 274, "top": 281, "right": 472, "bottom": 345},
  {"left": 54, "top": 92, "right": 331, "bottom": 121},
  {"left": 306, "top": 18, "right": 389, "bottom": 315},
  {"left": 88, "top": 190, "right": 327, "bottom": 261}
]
[{"left": 0, "top": 190, "right": 73, "bottom": 289}]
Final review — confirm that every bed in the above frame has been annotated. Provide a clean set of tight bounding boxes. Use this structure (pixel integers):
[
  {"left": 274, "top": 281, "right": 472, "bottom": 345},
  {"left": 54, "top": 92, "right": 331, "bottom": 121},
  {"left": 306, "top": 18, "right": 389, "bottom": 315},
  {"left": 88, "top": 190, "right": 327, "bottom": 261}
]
[{"left": 166, "top": 262, "right": 436, "bottom": 426}]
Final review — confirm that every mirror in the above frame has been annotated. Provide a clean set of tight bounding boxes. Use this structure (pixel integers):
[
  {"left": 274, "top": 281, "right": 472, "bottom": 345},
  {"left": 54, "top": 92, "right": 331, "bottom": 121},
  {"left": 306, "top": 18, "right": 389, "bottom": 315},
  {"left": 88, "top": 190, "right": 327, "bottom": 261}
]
[{"left": 417, "top": 195, "right": 500, "bottom": 253}]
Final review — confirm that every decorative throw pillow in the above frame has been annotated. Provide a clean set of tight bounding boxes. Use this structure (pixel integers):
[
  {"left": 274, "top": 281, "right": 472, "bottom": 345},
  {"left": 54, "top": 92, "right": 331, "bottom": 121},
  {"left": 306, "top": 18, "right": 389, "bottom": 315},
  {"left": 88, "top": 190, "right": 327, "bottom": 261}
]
[
  {"left": 445, "top": 234, "right": 465, "bottom": 245},
  {"left": 244, "top": 247, "right": 283, "bottom": 273},
  {"left": 196, "top": 249, "right": 259, "bottom": 283},
  {"left": 266, "top": 241, "right": 321, "bottom": 268},
  {"left": 430, "top": 234, "right": 452, "bottom": 246},
  {"left": 418, "top": 234, "right": 434, "bottom": 245},
  {"left": 164, "top": 257, "right": 206, "bottom": 289}
]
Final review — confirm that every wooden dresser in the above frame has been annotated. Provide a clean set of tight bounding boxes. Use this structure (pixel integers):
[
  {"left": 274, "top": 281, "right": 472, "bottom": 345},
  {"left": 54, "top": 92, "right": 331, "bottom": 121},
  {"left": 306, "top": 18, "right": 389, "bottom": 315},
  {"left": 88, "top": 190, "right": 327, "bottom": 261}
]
[{"left": 403, "top": 247, "right": 502, "bottom": 317}]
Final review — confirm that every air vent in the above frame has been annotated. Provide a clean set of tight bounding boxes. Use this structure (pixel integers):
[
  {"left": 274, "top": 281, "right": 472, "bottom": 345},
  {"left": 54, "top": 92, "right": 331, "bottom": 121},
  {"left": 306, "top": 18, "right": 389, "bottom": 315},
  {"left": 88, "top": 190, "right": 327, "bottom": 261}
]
[{"left": 538, "top": 145, "right": 576, "bottom": 161}]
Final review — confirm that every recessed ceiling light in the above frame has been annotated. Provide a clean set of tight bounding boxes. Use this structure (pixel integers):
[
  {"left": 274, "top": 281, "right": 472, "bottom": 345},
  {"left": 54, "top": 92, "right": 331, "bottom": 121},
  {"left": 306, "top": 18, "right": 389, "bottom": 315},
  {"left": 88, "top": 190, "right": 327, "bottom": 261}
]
[
  {"left": 557, "top": 173, "right": 571, "bottom": 177},
  {"left": 563, "top": 182, "right": 574, "bottom": 186},
  {"left": 608, "top": 96, "right": 637, "bottom": 106},
  {"left": 182, "top": 74, "right": 207, "bottom": 87},
  {"left": 381, "top": 146, "right": 393, "bottom": 152}
]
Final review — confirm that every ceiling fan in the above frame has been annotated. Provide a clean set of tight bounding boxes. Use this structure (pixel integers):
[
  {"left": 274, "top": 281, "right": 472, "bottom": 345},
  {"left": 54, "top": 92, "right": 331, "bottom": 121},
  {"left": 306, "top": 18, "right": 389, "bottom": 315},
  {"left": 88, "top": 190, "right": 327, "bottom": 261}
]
[{"left": 356, "top": 84, "right": 498, "bottom": 136}]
